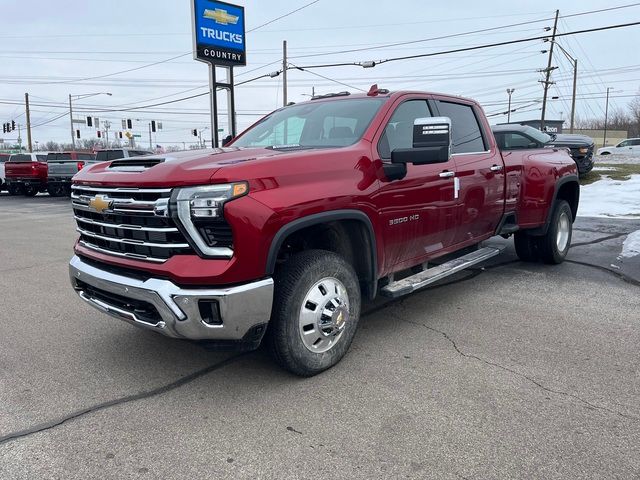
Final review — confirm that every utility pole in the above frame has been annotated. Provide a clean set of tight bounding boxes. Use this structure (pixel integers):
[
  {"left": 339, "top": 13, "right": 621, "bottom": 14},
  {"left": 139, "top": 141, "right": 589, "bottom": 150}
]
[
  {"left": 69, "top": 94, "right": 75, "bottom": 149},
  {"left": 148, "top": 123, "right": 153, "bottom": 150},
  {"left": 540, "top": 9, "right": 559, "bottom": 131},
  {"left": 25, "top": 93, "right": 33, "bottom": 152},
  {"left": 282, "top": 40, "right": 288, "bottom": 107},
  {"left": 104, "top": 120, "right": 111, "bottom": 148},
  {"left": 569, "top": 58, "right": 577, "bottom": 134},
  {"left": 603, "top": 87, "right": 612, "bottom": 147},
  {"left": 506, "top": 89, "right": 515, "bottom": 123}
]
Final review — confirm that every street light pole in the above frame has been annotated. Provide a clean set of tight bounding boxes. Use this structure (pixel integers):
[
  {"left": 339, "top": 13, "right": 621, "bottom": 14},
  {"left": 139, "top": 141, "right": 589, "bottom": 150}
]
[
  {"left": 603, "top": 87, "right": 612, "bottom": 147},
  {"left": 506, "top": 89, "right": 515, "bottom": 122}
]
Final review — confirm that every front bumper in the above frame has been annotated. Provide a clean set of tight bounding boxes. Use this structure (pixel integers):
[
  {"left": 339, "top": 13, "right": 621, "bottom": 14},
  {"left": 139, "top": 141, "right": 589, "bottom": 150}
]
[{"left": 69, "top": 255, "right": 274, "bottom": 343}]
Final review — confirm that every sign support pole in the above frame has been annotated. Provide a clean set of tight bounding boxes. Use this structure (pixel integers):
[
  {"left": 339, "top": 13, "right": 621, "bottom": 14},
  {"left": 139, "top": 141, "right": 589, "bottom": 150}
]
[{"left": 209, "top": 64, "right": 219, "bottom": 148}]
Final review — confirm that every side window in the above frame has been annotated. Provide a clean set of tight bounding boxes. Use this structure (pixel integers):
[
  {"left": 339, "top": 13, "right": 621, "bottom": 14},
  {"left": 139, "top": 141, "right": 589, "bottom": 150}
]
[
  {"left": 618, "top": 140, "right": 629, "bottom": 147},
  {"left": 502, "top": 133, "right": 536, "bottom": 150},
  {"left": 378, "top": 100, "right": 431, "bottom": 159},
  {"left": 436, "top": 101, "right": 486, "bottom": 154},
  {"left": 629, "top": 139, "right": 640, "bottom": 146}
]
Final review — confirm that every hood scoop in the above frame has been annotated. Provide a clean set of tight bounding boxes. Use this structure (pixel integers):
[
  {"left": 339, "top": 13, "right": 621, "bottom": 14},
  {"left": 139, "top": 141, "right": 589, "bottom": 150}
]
[{"left": 109, "top": 157, "right": 166, "bottom": 172}]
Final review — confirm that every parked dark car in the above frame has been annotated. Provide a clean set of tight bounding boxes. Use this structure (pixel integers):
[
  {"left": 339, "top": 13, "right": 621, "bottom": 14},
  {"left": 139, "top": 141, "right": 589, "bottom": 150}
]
[{"left": 492, "top": 124, "right": 594, "bottom": 175}]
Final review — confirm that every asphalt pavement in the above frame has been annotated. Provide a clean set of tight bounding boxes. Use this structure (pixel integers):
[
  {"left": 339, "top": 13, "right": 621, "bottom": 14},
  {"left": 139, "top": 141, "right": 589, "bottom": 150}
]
[{"left": 0, "top": 193, "right": 638, "bottom": 479}]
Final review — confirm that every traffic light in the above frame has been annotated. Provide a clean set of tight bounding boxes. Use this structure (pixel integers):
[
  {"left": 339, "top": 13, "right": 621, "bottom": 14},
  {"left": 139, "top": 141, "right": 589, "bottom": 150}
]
[
  {"left": 97, "top": 131, "right": 102, "bottom": 138},
  {"left": 118, "top": 132, "right": 123, "bottom": 139},
  {"left": 126, "top": 119, "right": 132, "bottom": 129},
  {"left": 76, "top": 129, "right": 81, "bottom": 139},
  {"left": 2, "top": 123, "right": 6, "bottom": 133},
  {"left": 86, "top": 116, "right": 93, "bottom": 127},
  {"left": 11, "top": 120, "right": 16, "bottom": 131},
  {"left": 192, "top": 129, "right": 198, "bottom": 136},
  {"left": 151, "top": 120, "right": 157, "bottom": 133}
]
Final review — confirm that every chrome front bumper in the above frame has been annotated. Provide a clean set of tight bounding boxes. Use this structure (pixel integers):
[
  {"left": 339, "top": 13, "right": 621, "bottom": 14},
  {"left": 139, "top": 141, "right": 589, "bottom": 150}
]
[{"left": 69, "top": 255, "right": 274, "bottom": 342}]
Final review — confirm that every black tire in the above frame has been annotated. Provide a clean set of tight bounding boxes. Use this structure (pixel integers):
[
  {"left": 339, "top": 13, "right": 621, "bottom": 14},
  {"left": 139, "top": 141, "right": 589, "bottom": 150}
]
[
  {"left": 47, "top": 185, "right": 64, "bottom": 197},
  {"left": 268, "top": 249, "right": 362, "bottom": 377},
  {"left": 7, "top": 184, "right": 23, "bottom": 196},
  {"left": 514, "top": 231, "right": 540, "bottom": 262},
  {"left": 23, "top": 185, "right": 38, "bottom": 197},
  {"left": 537, "top": 200, "right": 573, "bottom": 264}
]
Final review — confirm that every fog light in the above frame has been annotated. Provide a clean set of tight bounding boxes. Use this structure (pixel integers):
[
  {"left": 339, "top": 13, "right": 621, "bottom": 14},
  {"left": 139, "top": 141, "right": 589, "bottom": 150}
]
[{"left": 198, "top": 300, "right": 222, "bottom": 326}]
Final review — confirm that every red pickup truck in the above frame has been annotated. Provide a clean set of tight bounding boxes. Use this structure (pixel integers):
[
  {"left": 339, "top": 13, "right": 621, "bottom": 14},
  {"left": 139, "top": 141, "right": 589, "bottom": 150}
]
[
  {"left": 69, "top": 88, "right": 579, "bottom": 376},
  {"left": 5, "top": 153, "right": 49, "bottom": 196}
]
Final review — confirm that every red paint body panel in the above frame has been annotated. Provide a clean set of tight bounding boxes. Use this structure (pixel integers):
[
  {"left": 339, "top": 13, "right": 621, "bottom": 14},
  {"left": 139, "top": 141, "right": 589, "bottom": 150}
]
[
  {"left": 71, "top": 91, "right": 578, "bottom": 287},
  {"left": 5, "top": 161, "right": 48, "bottom": 183}
]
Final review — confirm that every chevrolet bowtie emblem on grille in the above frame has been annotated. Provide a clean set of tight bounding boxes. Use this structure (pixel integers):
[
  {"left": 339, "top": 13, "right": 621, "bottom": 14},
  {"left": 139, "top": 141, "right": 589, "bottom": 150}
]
[
  {"left": 203, "top": 8, "right": 239, "bottom": 25},
  {"left": 88, "top": 194, "right": 113, "bottom": 214}
]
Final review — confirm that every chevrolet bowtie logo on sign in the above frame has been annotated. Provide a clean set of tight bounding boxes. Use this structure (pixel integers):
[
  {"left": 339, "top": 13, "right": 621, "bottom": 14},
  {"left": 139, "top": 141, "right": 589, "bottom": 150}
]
[
  {"left": 88, "top": 194, "right": 113, "bottom": 214},
  {"left": 203, "top": 8, "right": 239, "bottom": 25}
]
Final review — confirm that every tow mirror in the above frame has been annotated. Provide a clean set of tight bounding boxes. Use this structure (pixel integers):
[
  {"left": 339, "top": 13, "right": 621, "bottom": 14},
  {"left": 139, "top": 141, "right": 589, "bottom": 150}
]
[{"left": 391, "top": 117, "right": 452, "bottom": 165}]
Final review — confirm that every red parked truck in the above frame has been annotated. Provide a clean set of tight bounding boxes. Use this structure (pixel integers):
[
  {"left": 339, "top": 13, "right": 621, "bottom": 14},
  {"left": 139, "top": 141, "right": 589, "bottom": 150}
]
[
  {"left": 5, "top": 152, "right": 49, "bottom": 196},
  {"left": 69, "top": 88, "right": 579, "bottom": 376}
]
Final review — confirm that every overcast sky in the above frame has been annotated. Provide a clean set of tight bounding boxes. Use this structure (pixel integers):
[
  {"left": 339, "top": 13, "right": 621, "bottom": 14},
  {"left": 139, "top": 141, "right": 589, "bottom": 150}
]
[{"left": 1, "top": 0, "right": 639, "bottom": 149}]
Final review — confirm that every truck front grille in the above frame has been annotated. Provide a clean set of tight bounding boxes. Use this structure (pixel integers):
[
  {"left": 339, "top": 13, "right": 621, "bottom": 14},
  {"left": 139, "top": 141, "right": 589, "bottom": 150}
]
[{"left": 71, "top": 185, "right": 193, "bottom": 263}]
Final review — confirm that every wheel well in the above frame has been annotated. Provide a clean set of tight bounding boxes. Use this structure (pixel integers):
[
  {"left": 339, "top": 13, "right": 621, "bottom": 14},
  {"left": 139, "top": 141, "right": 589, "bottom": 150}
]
[
  {"left": 273, "top": 220, "right": 376, "bottom": 299},
  {"left": 556, "top": 180, "right": 580, "bottom": 221}
]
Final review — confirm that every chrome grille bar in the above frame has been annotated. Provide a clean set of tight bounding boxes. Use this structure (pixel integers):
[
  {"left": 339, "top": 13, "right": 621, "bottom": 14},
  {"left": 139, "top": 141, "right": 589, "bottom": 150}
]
[
  {"left": 78, "top": 240, "right": 167, "bottom": 263},
  {"left": 71, "top": 185, "right": 172, "bottom": 194},
  {"left": 76, "top": 227, "right": 190, "bottom": 249},
  {"left": 73, "top": 215, "right": 178, "bottom": 233}
]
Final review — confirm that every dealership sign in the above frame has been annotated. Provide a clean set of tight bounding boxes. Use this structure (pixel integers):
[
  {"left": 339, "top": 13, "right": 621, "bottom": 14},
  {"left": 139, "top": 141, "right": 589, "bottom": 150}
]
[{"left": 192, "top": 0, "right": 246, "bottom": 66}]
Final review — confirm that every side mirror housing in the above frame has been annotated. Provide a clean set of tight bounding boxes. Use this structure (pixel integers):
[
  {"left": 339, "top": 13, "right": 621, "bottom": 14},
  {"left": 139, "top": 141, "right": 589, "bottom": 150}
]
[
  {"left": 221, "top": 134, "right": 234, "bottom": 147},
  {"left": 391, "top": 117, "right": 451, "bottom": 165}
]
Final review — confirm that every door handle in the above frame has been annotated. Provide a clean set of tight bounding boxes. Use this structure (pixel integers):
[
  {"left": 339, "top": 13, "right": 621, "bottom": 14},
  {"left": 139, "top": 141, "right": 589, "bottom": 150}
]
[
  {"left": 490, "top": 165, "right": 503, "bottom": 172},
  {"left": 439, "top": 171, "right": 455, "bottom": 178}
]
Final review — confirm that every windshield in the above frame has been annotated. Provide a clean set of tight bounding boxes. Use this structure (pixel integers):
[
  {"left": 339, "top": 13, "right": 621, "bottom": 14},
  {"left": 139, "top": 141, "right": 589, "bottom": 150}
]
[
  {"left": 523, "top": 126, "right": 552, "bottom": 144},
  {"left": 232, "top": 98, "right": 385, "bottom": 149}
]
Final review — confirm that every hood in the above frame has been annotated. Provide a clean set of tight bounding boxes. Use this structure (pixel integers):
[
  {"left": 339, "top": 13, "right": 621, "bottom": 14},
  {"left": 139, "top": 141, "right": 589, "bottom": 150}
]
[
  {"left": 73, "top": 147, "right": 287, "bottom": 187},
  {"left": 547, "top": 134, "right": 594, "bottom": 147}
]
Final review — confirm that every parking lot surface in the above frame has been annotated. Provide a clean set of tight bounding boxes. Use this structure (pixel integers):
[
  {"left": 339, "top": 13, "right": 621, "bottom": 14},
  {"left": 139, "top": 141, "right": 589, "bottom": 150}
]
[{"left": 1, "top": 193, "right": 639, "bottom": 479}]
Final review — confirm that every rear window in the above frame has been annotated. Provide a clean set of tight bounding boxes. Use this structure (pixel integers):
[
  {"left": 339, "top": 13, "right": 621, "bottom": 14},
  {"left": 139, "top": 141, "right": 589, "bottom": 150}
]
[
  {"left": 47, "top": 153, "right": 72, "bottom": 161},
  {"left": 9, "top": 154, "right": 32, "bottom": 162},
  {"left": 96, "top": 150, "right": 125, "bottom": 161},
  {"left": 0, "top": 155, "right": 9, "bottom": 163},
  {"left": 78, "top": 153, "right": 95, "bottom": 160}
]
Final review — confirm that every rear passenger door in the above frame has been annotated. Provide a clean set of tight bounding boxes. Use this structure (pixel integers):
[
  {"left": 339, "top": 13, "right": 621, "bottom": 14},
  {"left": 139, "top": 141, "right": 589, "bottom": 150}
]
[{"left": 433, "top": 99, "right": 505, "bottom": 245}]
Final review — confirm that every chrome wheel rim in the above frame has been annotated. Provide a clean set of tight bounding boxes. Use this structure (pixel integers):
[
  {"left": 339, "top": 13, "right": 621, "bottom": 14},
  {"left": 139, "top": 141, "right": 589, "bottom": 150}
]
[
  {"left": 556, "top": 211, "right": 571, "bottom": 252},
  {"left": 298, "top": 277, "right": 349, "bottom": 353}
]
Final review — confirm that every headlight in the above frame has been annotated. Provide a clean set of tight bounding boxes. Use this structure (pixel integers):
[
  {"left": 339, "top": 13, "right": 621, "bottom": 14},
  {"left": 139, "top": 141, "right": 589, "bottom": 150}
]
[{"left": 173, "top": 182, "right": 248, "bottom": 258}]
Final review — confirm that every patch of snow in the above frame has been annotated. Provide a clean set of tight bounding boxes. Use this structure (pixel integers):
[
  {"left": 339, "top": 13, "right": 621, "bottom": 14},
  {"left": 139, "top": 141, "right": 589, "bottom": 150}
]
[
  {"left": 594, "top": 154, "right": 640, "bottom": 165},
  {"left": 621, "top": 230, "right": 640, "bottom": 258},
  {"left": 593, "top": 166, "right": 617, "bottom": 172},
  {"left": 577, "top": 174, "right": 640, "bottom": 219}
]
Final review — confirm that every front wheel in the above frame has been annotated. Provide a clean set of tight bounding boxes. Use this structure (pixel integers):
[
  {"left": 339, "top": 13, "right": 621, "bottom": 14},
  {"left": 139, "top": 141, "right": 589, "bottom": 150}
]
[{"left": 268, "top": 250, "right": 362, "bottom": 377}]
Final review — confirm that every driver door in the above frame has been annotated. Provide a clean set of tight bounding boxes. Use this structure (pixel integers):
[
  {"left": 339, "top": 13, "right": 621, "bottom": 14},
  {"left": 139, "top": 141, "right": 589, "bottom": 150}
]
[{"left": 371, "top": 98, "right": 459, "bottom": 273}]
